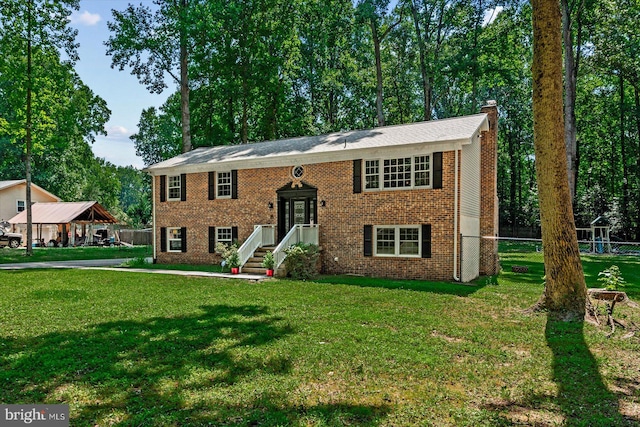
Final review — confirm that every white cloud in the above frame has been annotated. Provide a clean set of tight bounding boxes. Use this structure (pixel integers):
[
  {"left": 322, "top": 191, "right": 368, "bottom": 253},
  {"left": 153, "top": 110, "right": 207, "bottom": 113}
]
[
  {"left": 92, "top": 135, "right": 144, "bottom": 169},
  {"left": 70, "top": 10, "right": 101, "bottom": 26},
  {"left": 107, "top": 125, "right": 130, "bottom": 138}
]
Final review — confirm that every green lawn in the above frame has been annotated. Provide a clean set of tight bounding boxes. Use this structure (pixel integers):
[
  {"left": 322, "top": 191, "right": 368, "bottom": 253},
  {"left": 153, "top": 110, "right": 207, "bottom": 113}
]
[
  {"left": 0, "top": 245, "right": 152, "bottom": 264},
  {"left": 0, "top": 255, "right": 639, "bottom": 426}
]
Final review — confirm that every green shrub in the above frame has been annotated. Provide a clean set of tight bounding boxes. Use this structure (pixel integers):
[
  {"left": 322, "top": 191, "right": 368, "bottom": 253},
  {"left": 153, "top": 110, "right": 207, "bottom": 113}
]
[
  {"left": 215, "top": 242, "right": 240, "bottom": 269},
  {"left": 598, "top": 265, "right": 626, "bottom": 291},
  {"left": 122, "top": 256, "right": 149, "bottom": 268},
  {"left": 284, "top": 243, "right": 320, "bottom": 280},
  {"left": 261, "top": 251, "right": 275, "bottom": 270}
]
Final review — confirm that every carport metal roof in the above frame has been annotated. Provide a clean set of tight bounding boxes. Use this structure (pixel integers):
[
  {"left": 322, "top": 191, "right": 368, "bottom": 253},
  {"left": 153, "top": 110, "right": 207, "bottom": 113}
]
[{"left": 8, "top": 202, "right": 118, "bottom": 225}]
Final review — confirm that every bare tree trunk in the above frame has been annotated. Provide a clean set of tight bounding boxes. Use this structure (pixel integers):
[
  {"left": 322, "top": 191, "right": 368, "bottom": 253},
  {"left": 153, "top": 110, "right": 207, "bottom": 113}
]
[
  {"left": 635, "top": 87, "right": 640, "bottom": 240},
  {"left": 371, "top": 20, "right": 385, "bottom": 127},
  {"left": 25, "top": 0, "right": 33, "bottom": 256},
  {"left": 561, "top": 0, "right": 578, "bottom": 203},
  {"left": 531, "top": 0, "right": 587, "bottom": 321},
  {"left": 179, "top": 0, "right": 192, "bottom": 153},
  {"left": 409, "top": 0, "right": 431, "bottom": 121},
  {"left": 619, "top": 76, "right": 629, "bottom": 238},
  {"left": 241, "top": 74, "right": 248, "bottom": 144}
]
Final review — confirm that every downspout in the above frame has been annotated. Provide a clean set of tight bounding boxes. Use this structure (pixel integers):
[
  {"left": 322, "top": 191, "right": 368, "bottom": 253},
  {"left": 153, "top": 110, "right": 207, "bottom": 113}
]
[
  {"left": 453, "top": 149, "right": 460, "bottom": 281},
  {"left": 152, "top": 175, "right": 157, "bottom": 263}
]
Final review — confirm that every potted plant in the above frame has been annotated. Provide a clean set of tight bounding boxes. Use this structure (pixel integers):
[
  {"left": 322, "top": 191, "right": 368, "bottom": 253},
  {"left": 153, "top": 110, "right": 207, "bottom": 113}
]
[
  {"left": 216, "top": 242, "right": 241, "bottom": 274},
  {"left": 262, "top": 250, "right": 275, "bottom": 276}
]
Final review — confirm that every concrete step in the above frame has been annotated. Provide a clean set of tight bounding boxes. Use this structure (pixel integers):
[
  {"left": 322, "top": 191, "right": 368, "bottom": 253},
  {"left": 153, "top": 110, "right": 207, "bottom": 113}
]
[
  {"left": 244, "top": 261, "right": 264, "bottom": 269},
  {"left": 242, "top": 267, "right": 268, "bottom": 275}
]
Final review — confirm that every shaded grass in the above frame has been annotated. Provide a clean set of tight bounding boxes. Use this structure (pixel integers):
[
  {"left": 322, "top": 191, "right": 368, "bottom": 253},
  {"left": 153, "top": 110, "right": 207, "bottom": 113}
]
[
  {"left": 315, "top": 274, "right": 486, "bottom": 296},
  {"left": 0, "top": 245, "right": 152, "bottom": 264},
  {"left": 0, "top": 256, "right": 639, "bottom": 425}
]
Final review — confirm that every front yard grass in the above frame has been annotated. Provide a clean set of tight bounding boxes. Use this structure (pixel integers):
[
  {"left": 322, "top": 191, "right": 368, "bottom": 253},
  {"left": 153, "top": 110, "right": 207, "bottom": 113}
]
[
  {"left": 0, "top": 245, "right": 152, "bottom": 264},
  {"left": 1, "top": 255, "right": 639, "bottom": 426}
]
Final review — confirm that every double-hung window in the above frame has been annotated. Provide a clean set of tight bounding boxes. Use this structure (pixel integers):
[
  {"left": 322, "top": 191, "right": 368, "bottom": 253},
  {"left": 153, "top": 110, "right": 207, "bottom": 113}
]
[
  {"left": 217, "top": 172, "right": 232, "bottom": 198},
  {"left": 364, "top": 155, "right": 431, "bottom": 190},
  {"left": 168, "top": 175, "right": 181, "bottom": 200},
  {"left": 375, "top": 225, "right": 421, "bottom": 257},
  {"left": 383, "top": 157, "right": 412, "bottom": 188},
  {"left": 413, "top": 155, "right": 430, "bottom": 187},
  {"left": 16, "top": 200, "right": 25, "bottom": 213},
  {"left": 365, "top": 160, "right": 379, "bottom": 189},
  {"left": 216, "top": 227, "right": 233, "bottom": 245},
  {"left": 167, "top": 227, "right": 183, "bottom": 252}
]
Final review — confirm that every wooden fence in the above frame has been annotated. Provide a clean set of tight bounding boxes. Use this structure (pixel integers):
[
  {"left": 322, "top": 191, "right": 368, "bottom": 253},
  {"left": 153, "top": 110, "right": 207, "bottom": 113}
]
[{"left": 118, "top": 229, "right": 153, "bottom": 246}]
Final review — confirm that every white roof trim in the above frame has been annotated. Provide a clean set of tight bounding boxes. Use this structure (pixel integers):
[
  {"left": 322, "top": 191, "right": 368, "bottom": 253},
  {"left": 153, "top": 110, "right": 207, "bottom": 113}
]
[{"left": 146, "top": 113, "right": 489, "bottom": 176}]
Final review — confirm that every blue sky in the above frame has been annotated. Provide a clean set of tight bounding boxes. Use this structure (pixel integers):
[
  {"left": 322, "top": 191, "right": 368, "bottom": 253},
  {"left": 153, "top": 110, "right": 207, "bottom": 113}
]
[{"left": 71, "top": 1, "right": 166, "bottom": 169}]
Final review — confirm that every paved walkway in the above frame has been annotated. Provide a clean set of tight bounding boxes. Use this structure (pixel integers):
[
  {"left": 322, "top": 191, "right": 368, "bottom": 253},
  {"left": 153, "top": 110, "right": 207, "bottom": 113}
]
[{"left": 0, "top": 258, "right": 267, "bottom": 281}]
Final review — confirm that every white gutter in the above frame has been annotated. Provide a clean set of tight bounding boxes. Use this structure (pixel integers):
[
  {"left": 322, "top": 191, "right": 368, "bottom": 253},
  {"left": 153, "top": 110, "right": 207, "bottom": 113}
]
[
  {"left": 152, "top": 177, "right": 157, "bottom": 262},
  {"left": 453, "top": 149, "right": 460, "bottom": 281}
]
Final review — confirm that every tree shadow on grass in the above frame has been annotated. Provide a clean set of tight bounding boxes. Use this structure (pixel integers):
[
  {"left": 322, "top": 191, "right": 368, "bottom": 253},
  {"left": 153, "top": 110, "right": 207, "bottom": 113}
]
[
  {"left": 544, "top": 319, "right": 636, "bottom": 426},
  {"left": 316, "top": 275, "right": 487, "bottom": 296},
  {"left": 0, "top": 304, "right": 389, "bottom": 426},
  {"left": 483, "top": 317, "right": 638, "bottom": 426}
]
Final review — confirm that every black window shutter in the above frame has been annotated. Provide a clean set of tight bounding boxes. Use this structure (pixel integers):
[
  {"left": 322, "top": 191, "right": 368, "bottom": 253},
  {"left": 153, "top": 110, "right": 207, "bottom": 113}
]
[
  {"left": 208, "top": 226, "right": 216, "bottom": 253},
  {"left": 208, "top": 172, "right": 215, "bottom": 200},
  {"left": 180, "top": 173, "right": 187, "bottom": 201},
  {"left": 231, "top": 170, "right": 238, "bottom": 199},
  {"left": 181, "top": 227, "right": 187, "bottom": 252},
  {"left": 353, "top": 159, "right": 362, "bottom": 194},
  {"left": 160, "top": 176, "right": 166, "bottom": 202},
  {"left": 160, "top": 227, "right": 167, "bottom": 252},
  {"left": 422, "top": 224, "right": 432, "bottom": 258},
  {"left": 364, "top": 225, "right": 373, "bottom": 257},
  {"left": 433, "top": 152, "right": 443, "bottom": 189},
  {"left": 232, "top": 226, "right": 238, "bottom": 243}
]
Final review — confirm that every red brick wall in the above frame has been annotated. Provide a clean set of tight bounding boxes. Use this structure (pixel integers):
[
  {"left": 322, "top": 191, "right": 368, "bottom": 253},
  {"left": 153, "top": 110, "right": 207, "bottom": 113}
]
[
  {"left": 479, "top": 103, "right": 500, "bottom": 275},
  {"left": 154, "top": 153, "right": 458, "bottom": 281},
  {"left": 154, "top": 108, "right": 499, "bottom": 281}
]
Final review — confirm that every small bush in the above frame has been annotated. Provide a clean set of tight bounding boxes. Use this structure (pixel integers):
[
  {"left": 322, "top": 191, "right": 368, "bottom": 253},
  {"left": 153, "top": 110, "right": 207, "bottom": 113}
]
[
  {"left": 284, "top": 243, "right": 320, "bottom": 280},
  {"left": 598, "top": 265, "right": 626, "bottom": 291},
  {"left": 122, "top": 256, "right": 149, "bottom": 268},
  {"left": 215, "top": 242, "right": 240, "bottom": 269},
  {"left": 261, "top": 251, "right": 275, "bottom": 270}
]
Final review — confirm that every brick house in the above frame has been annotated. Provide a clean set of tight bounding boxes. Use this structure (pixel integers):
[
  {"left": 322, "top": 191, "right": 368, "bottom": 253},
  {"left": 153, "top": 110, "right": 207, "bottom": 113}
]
[{"left": 146, "top": 102, "right": 499, "bottom": 281}]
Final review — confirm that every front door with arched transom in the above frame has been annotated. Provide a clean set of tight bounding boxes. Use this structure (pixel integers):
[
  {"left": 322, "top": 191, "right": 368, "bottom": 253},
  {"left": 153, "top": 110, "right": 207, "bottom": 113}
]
[{"left": 276, "top": 182, "right": 317, "bottom": 241}]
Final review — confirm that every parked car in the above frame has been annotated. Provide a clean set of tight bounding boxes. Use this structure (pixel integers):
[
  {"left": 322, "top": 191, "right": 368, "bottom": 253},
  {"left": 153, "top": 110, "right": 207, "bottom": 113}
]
[{"left": 0, "top": 229, "right": 22, "bottom": 248}]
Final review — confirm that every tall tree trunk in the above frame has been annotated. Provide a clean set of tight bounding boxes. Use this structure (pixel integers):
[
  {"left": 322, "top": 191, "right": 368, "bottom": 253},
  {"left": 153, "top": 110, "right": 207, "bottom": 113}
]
[
  {"left": 179, "top": 0, "right": 192, "bottom": 153},
  {"left": 531, "top": 0, "right": 587, "bottom": 320},
  {"left": 241, "top": 73, "right": 248, "bottom": 144},
  {"left": 619, "top": 76, "right": 629, "bottom": 238},
  {"left": 561, "top": 0, "right": 578, "bottom": 203},
  {"left": 371, "top": 20, "right": 385, "bottom": 127},
  {"left": 635, "top": 87, "right": 640, "bottom": 240},
  {"left": 25, "top": 0, "right": 33, "bottom": 256},
  {"left": 409, "top": 0, "right": 432, "bottom": 121},
  {"left": 508, "top": 129, "right": 518, "bottom": 231}
]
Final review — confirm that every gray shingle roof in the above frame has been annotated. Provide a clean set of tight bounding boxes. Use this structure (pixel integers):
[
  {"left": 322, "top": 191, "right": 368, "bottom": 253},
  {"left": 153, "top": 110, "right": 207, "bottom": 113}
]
[{"left": 146, "top": 113, "right": 489, "bottom": 175}]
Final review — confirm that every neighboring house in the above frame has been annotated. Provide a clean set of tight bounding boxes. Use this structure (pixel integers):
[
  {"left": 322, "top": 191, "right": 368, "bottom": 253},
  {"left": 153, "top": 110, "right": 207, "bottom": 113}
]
[
  {"left": 146, "top": 102, "right": 499, "bottom": 281},
  {"left": 0, "top": 180, "right": 62, "bottom": 246},
  {"left": 0, "top": 180, "right": 61, "bottom": 222}
]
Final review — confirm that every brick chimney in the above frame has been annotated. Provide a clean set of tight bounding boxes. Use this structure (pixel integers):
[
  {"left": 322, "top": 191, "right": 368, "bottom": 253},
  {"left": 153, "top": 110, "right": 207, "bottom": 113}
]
[{"left": 479, "top": 100, "right": 499, "bottom": 276}]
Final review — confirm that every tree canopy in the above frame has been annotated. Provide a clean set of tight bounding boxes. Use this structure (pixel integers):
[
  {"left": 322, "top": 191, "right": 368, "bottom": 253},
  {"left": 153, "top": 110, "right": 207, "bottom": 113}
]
[{"left": 1, "top": 0, "right": 639, "bottom": 239}]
